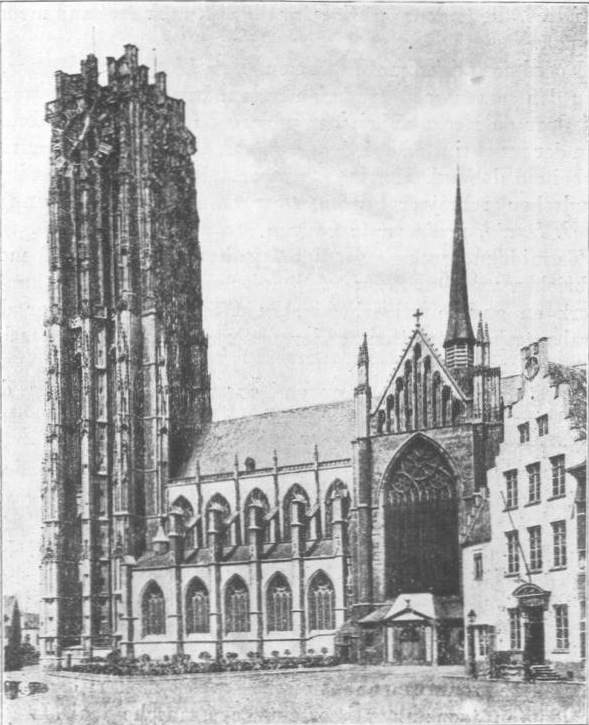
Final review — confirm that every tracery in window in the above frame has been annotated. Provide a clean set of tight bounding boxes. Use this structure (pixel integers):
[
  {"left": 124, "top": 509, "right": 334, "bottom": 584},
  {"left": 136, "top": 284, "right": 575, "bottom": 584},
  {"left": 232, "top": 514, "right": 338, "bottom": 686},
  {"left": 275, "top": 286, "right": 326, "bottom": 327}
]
[
  {"left": 384, "top": 435, "right": 459, "bottom": 596},
  {"left": 142, "top": 581, "right": 165, "bottom": 636},
  {"left": 266, "top": 572, "right": 292, "bottom": 632},
  {"left": 186, "top": 578, "right": 209, "bottom": 633},
  {"left": 225, "top": 575, "right": 250, "bottom": 633},
  {"left": 308, "top": 571, "right": 335, "bottom": 631}
]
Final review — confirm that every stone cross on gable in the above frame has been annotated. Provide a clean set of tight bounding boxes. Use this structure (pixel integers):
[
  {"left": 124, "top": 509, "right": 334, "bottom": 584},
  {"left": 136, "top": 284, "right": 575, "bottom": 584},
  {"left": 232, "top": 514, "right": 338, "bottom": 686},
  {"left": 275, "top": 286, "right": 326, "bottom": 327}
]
[{"left": 413, "top": 308, "right": 424, "bottom": 328}]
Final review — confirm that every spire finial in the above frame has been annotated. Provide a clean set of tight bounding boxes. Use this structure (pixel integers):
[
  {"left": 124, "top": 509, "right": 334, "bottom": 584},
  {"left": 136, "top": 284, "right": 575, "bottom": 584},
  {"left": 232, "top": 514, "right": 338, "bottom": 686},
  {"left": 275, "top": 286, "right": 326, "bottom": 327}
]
[
  {"left": 413, "top": 308, "right": 423, "bottom": 328},
  {"left": 456, "top": 139, "right": 461, "bottom": 172},
  {"left": 477, "top": 312, "right": 484, "bottom": 343},
  {"left": 358, "top": 333, "right": 369, "bottom": 367},
  {"left": 153, "top": 47, "right": 157, "bottom": 75}
]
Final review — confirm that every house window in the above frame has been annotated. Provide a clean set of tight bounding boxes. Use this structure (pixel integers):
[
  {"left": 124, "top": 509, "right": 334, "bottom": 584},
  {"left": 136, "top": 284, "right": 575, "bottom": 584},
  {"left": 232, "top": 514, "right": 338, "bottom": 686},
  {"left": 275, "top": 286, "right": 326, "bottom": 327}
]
[
  {"left": 506, "top": 531, "right": 520, "bottom": 575},
  {"left": 528, "top": 526, "right": 542, "bottom": 571},
  {"left": 554, "top": 605, "right": 569, "bottom": 650},
  {"left": 477, "top": 626, "right": 490, "bottom": 656},
  {"left": 552, "top": 521, "right": 567, "bottom": 568},
  {"left": 551, "top": 455, "right": 566, "bottom": 497},
  {"left": 537, "top": 414, "right": 549, "bottom": 437},
  {"left": 527, "top": 463, "right": 541, "bottom": 504},
  {"left": 504, "top": 470, "right": 518, "bottom": 509},
  {"left": 473, "top": 552, "right": 483, "bottom": 580},
  {"left": 518, "top": 423, "right": 530, "bottom": 443},
  {"left": 266, "top": 573, "right": 292, "bottom": 632},
  {"left": 142, "top": 581, "right": 165, "bottom": 636},
  {"left": 508, "top": 608, "right": 521, "bottom": 650},
  {"left": 308, "top": 571, "right": 335, "bottom": 631},
  {"left": 185, "top": 578, "right": 209, "bottom": 634},
  {"left": 225, "top": 576, "right": 250, "bottom": 633}
]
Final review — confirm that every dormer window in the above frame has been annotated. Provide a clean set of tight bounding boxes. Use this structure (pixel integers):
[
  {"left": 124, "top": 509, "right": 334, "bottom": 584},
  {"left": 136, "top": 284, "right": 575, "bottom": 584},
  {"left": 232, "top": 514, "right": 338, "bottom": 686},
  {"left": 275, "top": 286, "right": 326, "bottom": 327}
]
[{"left": 244, "top": 457, "right": 256, "bottom": 473}]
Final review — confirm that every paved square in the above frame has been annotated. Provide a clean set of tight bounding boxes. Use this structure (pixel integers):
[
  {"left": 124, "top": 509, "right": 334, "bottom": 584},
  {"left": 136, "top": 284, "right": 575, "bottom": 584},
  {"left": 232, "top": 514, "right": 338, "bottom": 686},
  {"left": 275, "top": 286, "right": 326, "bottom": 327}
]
[{"left": 4, "top": 666, "right": 586, "bottom": 724}]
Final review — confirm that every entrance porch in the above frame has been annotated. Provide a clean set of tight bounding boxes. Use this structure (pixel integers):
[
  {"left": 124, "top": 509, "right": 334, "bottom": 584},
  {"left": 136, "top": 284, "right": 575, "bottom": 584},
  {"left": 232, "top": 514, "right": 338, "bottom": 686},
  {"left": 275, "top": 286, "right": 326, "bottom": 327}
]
[{"left": 358, "top": 593, "right": 464, "bottom": 665}]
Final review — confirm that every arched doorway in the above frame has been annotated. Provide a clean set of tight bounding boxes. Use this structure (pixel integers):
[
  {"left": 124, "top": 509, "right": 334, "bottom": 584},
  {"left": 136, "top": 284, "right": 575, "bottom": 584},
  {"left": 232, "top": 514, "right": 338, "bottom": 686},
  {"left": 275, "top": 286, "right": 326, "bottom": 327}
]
[{"left": 384, "top": 435, "right": 460, "bottom": 598}]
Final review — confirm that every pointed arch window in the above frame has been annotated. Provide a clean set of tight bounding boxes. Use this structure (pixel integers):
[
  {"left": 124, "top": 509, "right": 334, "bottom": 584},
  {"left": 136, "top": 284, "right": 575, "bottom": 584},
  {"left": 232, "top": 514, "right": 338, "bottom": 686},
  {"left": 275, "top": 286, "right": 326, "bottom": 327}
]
[
  {"left": 386, "top": 395, "right": 395, "bottom": 433},
  {"left": 325, "top": 480, "right": 350, "bottom": 539},
  {"left": 243, "top": 488, "right": 270, "bottom": 544},
  {"left": 423, "top": 357, "right": 431, "bottom": 427},
  {"left": 442, "top": 385, "right": 451, "bottom": 426},
  {"left": 432, "top": 372, "right": 441, "bottom": 427},
  {"left": 186, "top": 578, "right": 209, "bottom": 633},
  {"left": 171, "top": 496, "right": 194, "bottom": 523},
  {"left": 404, "top": 361, "right": 413, "bottom": 429},
  {"left": 142, "top": 581, "right": 165, "bottom": 636},
  {"left": 225, "top": 575, "right": 250, "bottom": 633},
  {"left": 282, "top": 484, "right": 309, "bottom": 542},
  {"left": 384, "top": 435, "right": 459, "bottom": 597},
  {"left": 266, "top": 573, "right": 292, "bottom": 632},
  {"left": 376, "top": 409, "right": 386, "bottom": 434},
  {"left": 206, "top": 493, "right": 231, "bottom": 547},
  {"left": 308, "top": 571, "right": 336, "bottom": 630},
  {"left": 395, "top": 378, "right": 403, "bottom": 431}
]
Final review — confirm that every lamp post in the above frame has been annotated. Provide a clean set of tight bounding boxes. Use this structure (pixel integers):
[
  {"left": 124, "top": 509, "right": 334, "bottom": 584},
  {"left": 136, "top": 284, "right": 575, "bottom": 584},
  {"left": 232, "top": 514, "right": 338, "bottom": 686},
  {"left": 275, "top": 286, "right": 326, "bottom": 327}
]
[{"left": 467, "top": 609, "right": 477, "bottom": 679}]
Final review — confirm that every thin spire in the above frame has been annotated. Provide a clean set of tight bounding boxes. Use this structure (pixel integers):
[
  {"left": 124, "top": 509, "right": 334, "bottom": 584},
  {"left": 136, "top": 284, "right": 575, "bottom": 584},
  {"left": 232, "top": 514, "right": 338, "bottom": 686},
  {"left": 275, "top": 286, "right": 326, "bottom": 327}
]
[{"left": 444, "top": 171, "right": 475, "bottom": 349}]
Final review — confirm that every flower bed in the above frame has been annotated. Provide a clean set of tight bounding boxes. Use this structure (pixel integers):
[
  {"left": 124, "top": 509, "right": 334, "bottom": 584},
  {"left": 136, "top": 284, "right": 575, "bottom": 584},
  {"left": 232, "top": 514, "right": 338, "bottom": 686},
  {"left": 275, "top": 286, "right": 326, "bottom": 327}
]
[{"left": 67, "top": 648, "right": 340, "bottom": 676}]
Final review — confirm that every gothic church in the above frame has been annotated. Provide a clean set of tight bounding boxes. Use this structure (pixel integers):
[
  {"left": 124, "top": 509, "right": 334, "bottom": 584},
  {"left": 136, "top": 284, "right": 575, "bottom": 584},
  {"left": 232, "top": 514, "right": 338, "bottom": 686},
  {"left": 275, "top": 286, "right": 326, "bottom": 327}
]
[{"left": 40, "top": 46, "right": 581, "bottom": 670}]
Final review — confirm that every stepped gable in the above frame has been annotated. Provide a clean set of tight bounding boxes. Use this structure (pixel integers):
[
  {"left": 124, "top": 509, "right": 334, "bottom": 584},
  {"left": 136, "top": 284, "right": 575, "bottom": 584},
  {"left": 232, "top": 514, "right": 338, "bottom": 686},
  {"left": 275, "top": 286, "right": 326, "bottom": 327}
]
[{"left": 176, "top": 400, "right": 355, "bottom": 478}]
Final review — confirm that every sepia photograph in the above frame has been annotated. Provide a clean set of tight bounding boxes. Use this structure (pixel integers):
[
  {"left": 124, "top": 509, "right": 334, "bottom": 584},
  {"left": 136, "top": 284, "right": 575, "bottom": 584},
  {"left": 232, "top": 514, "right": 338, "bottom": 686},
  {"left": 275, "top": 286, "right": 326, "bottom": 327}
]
[{"left": 1, "top": 2, "right": 587, "bottom": 723}]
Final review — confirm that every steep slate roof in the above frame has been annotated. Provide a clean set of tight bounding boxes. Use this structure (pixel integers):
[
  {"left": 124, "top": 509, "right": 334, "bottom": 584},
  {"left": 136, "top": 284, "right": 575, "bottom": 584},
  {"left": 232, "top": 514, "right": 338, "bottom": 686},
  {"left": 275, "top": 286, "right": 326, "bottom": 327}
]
[
  {"left": 177, "top": 400, "right": 354, "bottom": 478},
  {"left": 359, "top": 594, "right": 463, "bottom": 624},
  {"left": 444, "top": 173, "right": 475, "bottom": 347}
]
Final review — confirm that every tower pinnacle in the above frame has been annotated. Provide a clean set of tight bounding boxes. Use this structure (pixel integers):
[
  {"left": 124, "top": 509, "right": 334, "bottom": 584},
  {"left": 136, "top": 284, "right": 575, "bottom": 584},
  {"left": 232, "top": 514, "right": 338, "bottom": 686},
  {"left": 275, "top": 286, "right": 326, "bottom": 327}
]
[{"left": 443, "top": 172, "right": 475, "bottom": 368}]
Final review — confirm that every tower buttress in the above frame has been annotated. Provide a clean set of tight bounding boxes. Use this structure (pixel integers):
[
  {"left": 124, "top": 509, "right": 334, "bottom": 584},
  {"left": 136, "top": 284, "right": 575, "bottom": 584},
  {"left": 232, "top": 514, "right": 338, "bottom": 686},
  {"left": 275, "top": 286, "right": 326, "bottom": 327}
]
[{"left": 443, "top": 172, "right": 475, "bottom": 370}]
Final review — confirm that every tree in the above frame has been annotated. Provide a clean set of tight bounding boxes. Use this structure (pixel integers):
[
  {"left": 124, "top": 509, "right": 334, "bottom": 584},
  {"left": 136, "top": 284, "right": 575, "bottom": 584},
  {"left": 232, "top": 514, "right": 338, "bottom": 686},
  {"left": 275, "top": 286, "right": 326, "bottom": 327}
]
[{"left": 4, "top": 601, "right": 23, "bottom": 671}]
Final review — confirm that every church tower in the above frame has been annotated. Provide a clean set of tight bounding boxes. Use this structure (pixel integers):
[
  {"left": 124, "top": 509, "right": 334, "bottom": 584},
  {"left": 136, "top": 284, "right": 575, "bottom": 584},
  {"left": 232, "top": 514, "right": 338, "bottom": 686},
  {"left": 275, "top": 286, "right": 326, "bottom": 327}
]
[{"left": 40, "top": 46, "right": 211, "bottom": 660}]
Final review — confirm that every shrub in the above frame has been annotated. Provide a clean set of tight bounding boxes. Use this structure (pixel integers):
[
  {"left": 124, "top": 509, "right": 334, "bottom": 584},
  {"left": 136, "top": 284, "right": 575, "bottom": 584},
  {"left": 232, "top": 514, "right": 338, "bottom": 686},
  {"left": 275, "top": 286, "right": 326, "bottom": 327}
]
[{"left": 63, "top": 648, "right": 340, "bottom": 677}]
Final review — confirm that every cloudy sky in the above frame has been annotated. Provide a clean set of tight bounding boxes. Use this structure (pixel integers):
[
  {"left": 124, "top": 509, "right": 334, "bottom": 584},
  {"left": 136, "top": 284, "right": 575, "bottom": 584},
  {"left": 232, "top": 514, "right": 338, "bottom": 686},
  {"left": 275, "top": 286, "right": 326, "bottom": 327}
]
[{"left": 2, "top": 2, "right": 587, "bottom": 608}]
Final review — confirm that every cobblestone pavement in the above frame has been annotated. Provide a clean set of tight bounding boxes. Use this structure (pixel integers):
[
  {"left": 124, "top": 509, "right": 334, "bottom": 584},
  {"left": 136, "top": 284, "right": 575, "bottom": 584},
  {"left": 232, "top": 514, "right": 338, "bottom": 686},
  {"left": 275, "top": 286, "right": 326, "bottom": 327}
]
[{"left": 3, "top": 665, "right": 586, "bottom": 725}]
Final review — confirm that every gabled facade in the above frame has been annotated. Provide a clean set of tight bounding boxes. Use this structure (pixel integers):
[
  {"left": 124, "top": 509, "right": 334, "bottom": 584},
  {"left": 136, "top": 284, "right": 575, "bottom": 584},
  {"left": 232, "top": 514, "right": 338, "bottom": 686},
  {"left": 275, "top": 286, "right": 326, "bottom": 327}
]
[{"left": 463, "top": 339, "right": 586, "bottom": 678}]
